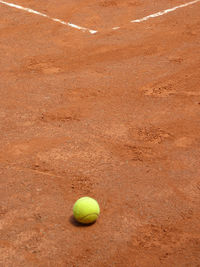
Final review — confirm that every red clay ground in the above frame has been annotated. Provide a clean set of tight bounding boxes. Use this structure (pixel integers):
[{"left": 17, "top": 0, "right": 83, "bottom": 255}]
[{"left": 0, "top": 0, "right": 200, "bottom": 266}]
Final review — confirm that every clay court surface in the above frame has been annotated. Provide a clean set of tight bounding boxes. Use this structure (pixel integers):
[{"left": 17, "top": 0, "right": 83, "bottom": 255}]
[{"left": 0, "top": 0, "right": 200, "bottom": 266}]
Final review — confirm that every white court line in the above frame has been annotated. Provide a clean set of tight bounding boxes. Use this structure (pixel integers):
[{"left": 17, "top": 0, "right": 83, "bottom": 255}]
[
  {"left": 0, "top": 0, "right": 97, "bottom": 34},
  {"left": 113, "top": 0, "right": 200, "bottom": 30},
  {"left": 0, "top": 0, "right": 199, "bottom": 34}
]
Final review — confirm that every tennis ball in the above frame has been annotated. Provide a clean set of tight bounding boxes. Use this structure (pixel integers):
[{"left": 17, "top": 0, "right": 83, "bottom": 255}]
[{"left": 73, "top": 197, "right": 100, "bottom": 224}]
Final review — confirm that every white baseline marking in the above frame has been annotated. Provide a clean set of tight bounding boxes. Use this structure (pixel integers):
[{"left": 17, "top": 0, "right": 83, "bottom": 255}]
[
  {"left": 0, "top": 0, "right": 199, "bottom": 34},
  {"left": 113, "top": 0, "right": 200, "bottom": 30},
  {"left": 0, "top": 0, "right": 97, "bottom": 34}
]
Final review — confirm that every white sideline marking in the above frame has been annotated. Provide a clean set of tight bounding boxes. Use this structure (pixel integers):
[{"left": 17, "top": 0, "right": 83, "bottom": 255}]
[
  {"left": 0, "top": 0, "right": 199, "bottom": 34},
  {"left": 0, "top": 0, "right": 97, "bottom": 34},
  {"left": 112, "top": 0, "right": 200, "bottom": 30}
]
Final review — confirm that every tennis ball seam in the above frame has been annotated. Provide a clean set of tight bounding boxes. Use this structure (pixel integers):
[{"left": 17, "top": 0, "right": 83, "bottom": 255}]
[{"left": 79, "top": 213, "right": 99, "bottom": 220}]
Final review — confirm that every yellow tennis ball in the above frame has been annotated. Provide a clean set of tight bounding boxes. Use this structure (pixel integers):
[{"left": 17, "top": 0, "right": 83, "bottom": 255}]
[{"left": 73, "top": 197, "right": 100, "bottom": 224}]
